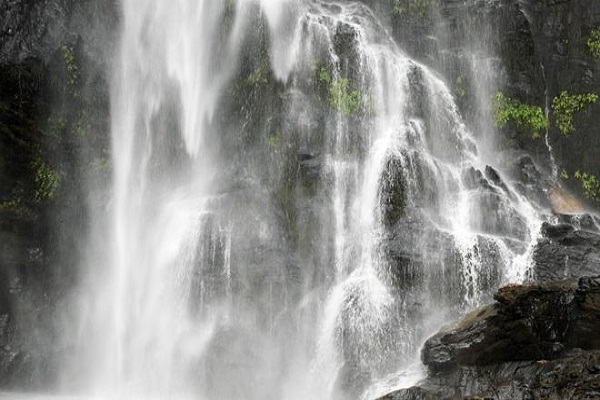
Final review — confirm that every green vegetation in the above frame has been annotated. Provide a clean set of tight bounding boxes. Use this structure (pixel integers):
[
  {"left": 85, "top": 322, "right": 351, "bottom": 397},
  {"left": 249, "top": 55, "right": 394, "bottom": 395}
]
[
  {"left": 560, "top": 169, "right": 569, "bottom": 180},
  {"left": 454, "top": 76, "right": 466, "bottom": 98},
  {"left": 574, "top": 170, "right": 600, "bottom": 203},
  {"left": 264, "top": 130, "right": 280, "bottom": 149},
  {"left": 587, "top": 27, "right": 600, "bottom": 58},
  {"left": 315, "top": 65, "right": 362, "bottom": 115},
  {"left": 551, "top": 91, "right": 598, "bottom": 135},
  {"left": 318, "top": 66, "right": 331, "bottom": 84},
  {"left": 62, "top": 45, "right": 79, "bottom": 87},
  {"left": 32, "top": 158, "right": 60, "bottom": 201},
  {"left": 493, "top": 92, "right": 548, "bottom": 139},
  {"left": 329, "top": 78, "right": 361, "bottom": 115},
  {"left": 246, "top": 67, "right": 269, "bottom": 85},
  {"left": 393, "top": 0, "right": 433, "bottom": 19}
]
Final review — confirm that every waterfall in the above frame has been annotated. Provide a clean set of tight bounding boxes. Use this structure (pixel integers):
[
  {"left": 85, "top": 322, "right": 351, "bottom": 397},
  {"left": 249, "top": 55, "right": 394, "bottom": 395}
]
[{"left": 63, "top": 1, "right": 545, "bottom": 399}]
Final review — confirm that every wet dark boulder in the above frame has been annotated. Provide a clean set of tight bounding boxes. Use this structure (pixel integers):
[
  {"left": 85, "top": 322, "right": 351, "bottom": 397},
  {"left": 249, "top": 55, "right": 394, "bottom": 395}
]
[
  {"left": 534, "top": 219, "right": 600, "bottom": 282},
  {"left": 379, "top": 277, "right": 600, "bottom": 400},
  {"left": 422, "top": 280, "right": 578, "bottom": 373}
]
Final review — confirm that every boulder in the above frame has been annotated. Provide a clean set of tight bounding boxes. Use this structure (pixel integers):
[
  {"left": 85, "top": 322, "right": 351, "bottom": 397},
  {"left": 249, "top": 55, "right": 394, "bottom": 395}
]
[
  {"left": 534, "top": 220, "right": 600, "bottom": 281},
  {"left": 379, "top": 277, "right": 600, "bottom": 400}
]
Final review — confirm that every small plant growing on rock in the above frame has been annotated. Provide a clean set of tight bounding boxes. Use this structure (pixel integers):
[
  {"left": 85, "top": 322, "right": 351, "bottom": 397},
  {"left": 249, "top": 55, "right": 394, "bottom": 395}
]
[
  {"left": 62, "top": 45, "right": 79, "bottom": 87},
  {"left": 32, "top": 158, "right": 60, "bottom": 201},
  {"left": 246, "top": 67, "right": 268, "bottom": 85},
  {"left": 454, "top": 76, "right": 466, "bottom": 98},
  {"left": 493, "top": 92, "right": 548, "bottom": 139},
  {"left": 574, "top": 170, "right": 600, "bottom": 203},
  {"left": 329, "top": 78, "right": 361, "bottom": 115},
  {"left": 551, "top": 91, "right": 598, "bottom": 135},
  {"left": 314, "top": 64, "right": 361, "bottom": 115},
  {"left": 587, "top": 28, "right": 600, "bottom": 58}
]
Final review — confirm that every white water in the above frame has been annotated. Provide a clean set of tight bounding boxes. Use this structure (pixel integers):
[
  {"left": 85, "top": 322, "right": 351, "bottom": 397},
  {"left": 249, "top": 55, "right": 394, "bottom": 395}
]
[{"left": 55, "top": 1, "right": 546, "bottom": 399}]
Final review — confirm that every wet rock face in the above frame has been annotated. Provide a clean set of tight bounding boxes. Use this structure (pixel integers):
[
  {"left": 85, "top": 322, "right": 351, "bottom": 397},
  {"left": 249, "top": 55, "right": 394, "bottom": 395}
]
[
  {"left": 382, "top": 349, "right": 600, "bottom": 400},
  {"left": 380, "top": 277, "right": 600, "bottom": 400},
  {"left": 534, "top": 218, "right": 600, "bottom": 282},
  {"left": 0, "top": 0, "right": 115, "bottom": 390},
  {"left": 422, "top": 280, "right": 578, "bottom": 372}
]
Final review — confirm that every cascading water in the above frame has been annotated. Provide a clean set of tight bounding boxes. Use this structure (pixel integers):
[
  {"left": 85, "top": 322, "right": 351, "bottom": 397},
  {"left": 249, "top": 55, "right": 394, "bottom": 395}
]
[{"left": 60, "top": 1, "right": 546, "bottom": 399}]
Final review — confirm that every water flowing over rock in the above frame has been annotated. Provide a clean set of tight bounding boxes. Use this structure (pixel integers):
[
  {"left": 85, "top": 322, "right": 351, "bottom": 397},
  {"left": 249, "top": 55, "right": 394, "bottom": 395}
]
[{"left": 1, "top": 0, "right": 600, "bottom": 399}]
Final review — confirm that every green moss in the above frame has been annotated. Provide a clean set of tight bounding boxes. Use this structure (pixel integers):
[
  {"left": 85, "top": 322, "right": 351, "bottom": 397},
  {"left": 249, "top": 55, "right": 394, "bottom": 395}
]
[
  {"left": 62, "top": 45, "right": 79, "bottom": 87},
  {"left": 551, "top": 91, "right": 598, "bottom": 135},
  {"left": 454, "top": 76, "right": 466, "bottom": 98},
  {"left": 0, "top": 198, "right": 29, "bottom": 216},
  {"left": 393, "top": 0, "right": 433, "bottom": 19},
  {"left": 264, "top": 130, "right": 280, "bottom": 149},
  {"left": 574, "top": 170, "right": 600, "bottom": 203},
  {"left": 318, "top": 67, "right": 331, "bottom": 84},
  {"left": 587, "top": 28, "right": 600, "bottom": 59},
  {"left": 493, "top": 92, "right": 548, "bottom": 139},
  {"left": 32, "top": 158, "right": 60, "bottom": 201},
  {"left": 246, "top": 67, "right": 269, "bottom": 85}
]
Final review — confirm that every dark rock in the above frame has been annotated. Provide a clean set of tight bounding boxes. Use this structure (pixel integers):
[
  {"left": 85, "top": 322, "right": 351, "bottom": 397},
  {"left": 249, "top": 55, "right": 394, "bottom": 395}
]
[
  {"left": 484, "top": 165, "right": 510, "bottom": 196},
  {"left": 380, "top": 158, "right": 406, "bottom": 227},
  {"left": 382, "top": 349, "right": 600, "bottom": 400},
  {"left": 534, "top": 222, "right": 600, "bottom": 281},
  {"left": 380, "top": 278, "right": 600, "bottom": 400},
  {"left": 541, "top": 221, "right": 575, "bottom": 238},
  {"left": 422, "top": 280, "right": 579, "bottom": 373}
]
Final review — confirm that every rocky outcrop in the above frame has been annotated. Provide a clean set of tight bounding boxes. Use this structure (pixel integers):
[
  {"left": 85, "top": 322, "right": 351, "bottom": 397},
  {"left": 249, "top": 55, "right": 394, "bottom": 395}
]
[
  {"left": 534, "top": 216, "right": 600, "bottom": 281},
  {"left": 379, "top": 277, "right": 600, "bottom": 400}
]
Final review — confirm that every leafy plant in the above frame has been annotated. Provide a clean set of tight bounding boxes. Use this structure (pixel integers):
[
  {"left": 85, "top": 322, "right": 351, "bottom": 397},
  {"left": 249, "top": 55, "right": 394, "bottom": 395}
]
[
  {"left": 551, "top": 91, "right": 598, "bottom": 135},
  {"left": 493, "top": 92, "right": 548, "bottom": 139},
  {"left": 560, "top": 169, "right": 569, "bottom": 180},
  {"left": 574, "top": 170, "right": 600, "bottom": 203},
  {"left": 587, "top": 27, "right": 600, "bottom": 58},
  {"left": 329, "top": 78, "right": 361, "bottom": 115},
  {"left": 313, "top": 63, "right": 362, "bottom": 114}
]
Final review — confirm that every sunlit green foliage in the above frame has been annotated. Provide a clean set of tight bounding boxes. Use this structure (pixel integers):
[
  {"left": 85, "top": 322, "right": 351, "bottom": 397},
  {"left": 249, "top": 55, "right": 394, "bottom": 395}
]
[
  {"left": 574, "top": 170, "right": 600, "bottom": 203},
  {"left": 493, "top": 92, "right": 548, "bottom": 139},
  {"left": 551, "top": 91, "right": 598, "bottom": 135},
  {"left": 587, "top": 27, "right": 600, "bottom": 58}
]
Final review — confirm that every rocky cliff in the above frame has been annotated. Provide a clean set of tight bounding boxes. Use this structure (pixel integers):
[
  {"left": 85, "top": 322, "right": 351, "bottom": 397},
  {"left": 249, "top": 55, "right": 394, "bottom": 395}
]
[{"left": 0, "top": 0, "right": 115, "bottom": 388}]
